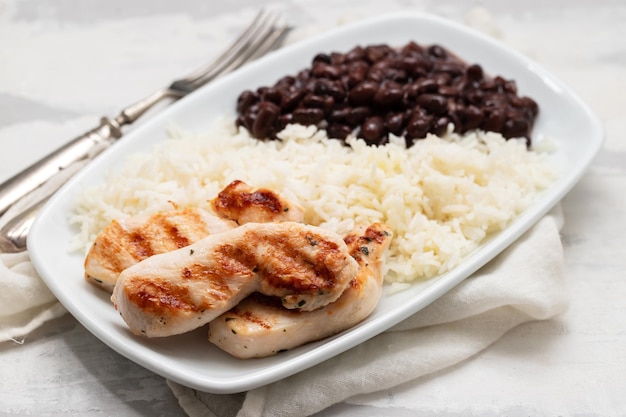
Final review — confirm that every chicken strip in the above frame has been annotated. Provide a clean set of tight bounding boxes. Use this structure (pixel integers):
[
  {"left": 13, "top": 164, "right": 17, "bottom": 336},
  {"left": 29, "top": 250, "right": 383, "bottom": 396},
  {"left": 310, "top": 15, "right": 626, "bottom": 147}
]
[
  {"left": 112, "top": 222, "right": 358, "bottom": 337},
  {"left": 211, "top": 180, "right": 305, "bottom": 224},
  {"left": 84, "top": 207, "right": 237, "bottom": 292},
  {"left": 85, "top": 181, "right": 304, "bottom": 292},
  {"left": 207, "top": 223, "right": 392, "bottom": 358}
]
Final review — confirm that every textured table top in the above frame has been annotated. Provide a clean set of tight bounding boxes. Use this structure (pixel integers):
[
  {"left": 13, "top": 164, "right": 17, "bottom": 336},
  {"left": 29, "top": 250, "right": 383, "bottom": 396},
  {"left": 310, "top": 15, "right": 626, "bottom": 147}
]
[{"left": 1, "top": 0, "right": 625, "bottom": 416}]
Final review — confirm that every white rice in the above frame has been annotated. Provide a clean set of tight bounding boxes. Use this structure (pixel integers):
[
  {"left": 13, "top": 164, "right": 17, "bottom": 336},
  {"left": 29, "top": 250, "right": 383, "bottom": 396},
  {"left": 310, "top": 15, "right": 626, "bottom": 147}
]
[{"left": 69, "top": 120, "right": 557, "bottom": 283}]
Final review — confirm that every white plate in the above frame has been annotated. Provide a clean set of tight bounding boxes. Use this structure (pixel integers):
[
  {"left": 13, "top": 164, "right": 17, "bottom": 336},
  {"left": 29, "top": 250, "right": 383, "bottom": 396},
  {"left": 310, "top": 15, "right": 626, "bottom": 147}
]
[{"left": 29, "top": 12, "right": 603, "bottom": 393}]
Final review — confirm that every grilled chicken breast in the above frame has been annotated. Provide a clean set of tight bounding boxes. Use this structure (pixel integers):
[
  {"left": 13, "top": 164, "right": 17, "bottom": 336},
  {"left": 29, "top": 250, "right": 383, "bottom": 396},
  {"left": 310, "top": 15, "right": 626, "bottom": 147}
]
[
  {"left": 84, "top": 181, "right": 304, "bottom": 292},
  {"left": 112, "top": 222, "right": 358, "bottom": 337},
  {"left": 84, "top": 207, "right": 236, "bottom": 292},
  {"left": 207, "top": 223, "right": 392, "bottom": 358},
  {"left": 210, "top": 180, "right": 304, "bottom": 224}
]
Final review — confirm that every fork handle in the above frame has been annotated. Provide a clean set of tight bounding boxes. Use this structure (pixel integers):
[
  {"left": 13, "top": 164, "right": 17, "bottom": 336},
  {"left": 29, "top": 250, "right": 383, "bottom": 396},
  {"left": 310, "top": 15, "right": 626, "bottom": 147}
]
[
  {"left": 0, "top": 117, "right": 123, "bottom": 216},
  {"left": 119, "top": 88, "right": 183, "bottom": 124},
  {"left": 0, "top": 85, "right": 186, "bottom": 217}
]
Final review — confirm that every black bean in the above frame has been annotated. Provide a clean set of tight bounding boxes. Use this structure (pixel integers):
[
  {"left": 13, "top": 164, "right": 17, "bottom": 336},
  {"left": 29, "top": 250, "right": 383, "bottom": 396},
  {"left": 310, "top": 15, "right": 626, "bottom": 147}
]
[
  {"left": 329, "top": 106, "right": 351, "bottom": 123},
  {"left": 240, "top": 104, "right": 258, "bottom": 131},
  {"left": 292, "top": 107, "right": 324, "bottom": 125},
  {"left": 274, "top": 75, "right": 296, "bottom": 89},
  {"left": 403, "top": 83, "right": 419, "bottom": 103},
  {"left": 502, "top": 118, "right": 530, "bottom": 139},
  {"left": 386, "top": 112, "right": 406, "bottom": 135},
  {"left": 433, "top": 62, "right": 464, "bottom": 77},
  {"left": 303, "top": 94, "right": 329, "bottom": 109},
  {"left": 483, "top": 94, "right": 508, "bottom": 109},
  {"left": 312, "top": 94, "right": 336, "bottom": 114},
  {"left": 330, "top": 52, "right": 346, "bottom": 65},
  {"left": 346, "top": 106, "right": 371, "bottom": 126},
  {"left": 236, "top": 90, "right": 258, "bottom": 114},
  {"left": 261, "top": 87, "right": 283, "bottom": 105},
  {"left": 414, "top": 78, "right": 438, "bottom": 95},
  {"left": 345, "top": 46, "right": 365, "bottom": 62},
  {"left": 401, "top": 41, "right": 424, "bottom": 55},
  {"left": 314, "top": 79, "right": 346, "bottom": 101},
  {"left": 466, "top": 64, "right": 484, "bottom": 81},
  {"left": 503, "top": 79, "right": 518, "bottom": 94},
  {"left": 460, "top": 105, "right": 484, "bottom": 130},
  {"left": 427, "top": 44, "right": 447, "bottom": 59},
  {"left": 296, "top": 69, "right": 311, "bottom": 83},
  {"left": 416, "top": 94, "right": 448, "bottom": 114},
  {"left": 281, "top": 90, "right": 306, "bottom": 112},
  {"left": 385, "top": 68, "right": 408, "bottom": 82},
  {"left": 364, "top": 45, "right": 393, "bottom": 63},
  {"left": 521, "top": 96, "right": 539, "bottom": 117},
  {"left": 464, "top": 90, "right": 484, "bottom": 105},
  {"left": 327, "top": 123, "right": 352, "bottom": 140},
  {"left": 312, "top": 63, "right": 341, "bottom": 79},
  {"left": 493, "top": 76, "right": 517, "bottom": 94},
  {"left": 313, "top": 53, "right": 332, "bottom": 65},
  {"left": 433, "top": 116, "right": 451, "bottom": 136},
  {"left": 373, "top": 84, "right": 404, "bottom": 109},
  {"left": 348, "top": 81, "right": 379, "bottom": 106},
  {"left": 252, "top": 101, "right": 280, "bottom": 138},
  {"left": 395, "top": 55, "right": 429, "bottom": 75},
  {"left": 360, "top": 116, "right": 385, "bottom": 144},
  {"left": 406, "top": 112, "right": 432, "bottom": 139},
  {"left": 482, "top": 108, "right": 506, "bottom": 132},
  {"left": 480, "top": 79, "right": 499, "bottom": 91},
  {"left": 437, "top": 85, "right": 460, "bottom": 97},
  {"left": 366, "top": 67, "right": 386, "bottom": 83},
  {"left": 371, "top": 60, "right": 391, "bottom": 72},
  {"left": 432, "top": 73, "right": 452, "bottom": 86},
  {"left": 347, "top": 62, "right": 369, "bottom": 88}
]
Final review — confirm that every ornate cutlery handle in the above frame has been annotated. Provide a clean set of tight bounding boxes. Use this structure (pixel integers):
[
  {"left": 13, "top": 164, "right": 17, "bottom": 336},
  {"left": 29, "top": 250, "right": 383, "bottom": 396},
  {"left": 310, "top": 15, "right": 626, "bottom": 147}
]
[{"left": 0, "top": 117, "right": 122, "bottom": 216}]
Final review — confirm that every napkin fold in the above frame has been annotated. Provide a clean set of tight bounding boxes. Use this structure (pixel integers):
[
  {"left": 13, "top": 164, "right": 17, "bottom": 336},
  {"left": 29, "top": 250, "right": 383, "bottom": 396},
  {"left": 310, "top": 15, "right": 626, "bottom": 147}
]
[
  {"left": 0, "top": 251, "right": 66, "bottom": 342},
  {"left": 167, "top": 210, "right": 568, "bottom": 417},
  {"left": 0, "top": 175, "right": 70, "bottom": 343}
]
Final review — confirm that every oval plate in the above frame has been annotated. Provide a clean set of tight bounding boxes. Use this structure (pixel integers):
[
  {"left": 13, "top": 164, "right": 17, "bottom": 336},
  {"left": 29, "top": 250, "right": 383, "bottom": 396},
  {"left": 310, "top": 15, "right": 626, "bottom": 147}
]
[{"left": 29, "top": 12, "right": 603, "bottom": 393}]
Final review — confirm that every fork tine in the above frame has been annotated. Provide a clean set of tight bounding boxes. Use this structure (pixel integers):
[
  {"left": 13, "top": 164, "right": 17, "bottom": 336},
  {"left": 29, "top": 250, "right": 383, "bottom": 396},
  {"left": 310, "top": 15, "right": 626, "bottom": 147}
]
[
  {"left": 179, "top": 10, "right": 282, "bottom": 86},
  {"left": 189, "top": 16, "right": 289, "bottom": 88},
  {"left": 226, "top": 16, "right": 289, "bottom": 66}
]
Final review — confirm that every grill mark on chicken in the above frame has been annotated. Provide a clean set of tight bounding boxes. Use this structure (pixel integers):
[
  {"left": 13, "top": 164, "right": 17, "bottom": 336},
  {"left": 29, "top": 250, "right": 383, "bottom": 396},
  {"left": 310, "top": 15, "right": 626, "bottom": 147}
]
[
  {"left": 129, "top": 260, "right": 257, "bottom": 316},
  {"left": 164, "top": 225, "right": 190, "bottom": 249},
  {"left": 112, "top": 222, "right": 358, "bottom": 337},
  {"left": 240, "top": 310, "right": 272, "bottom": 329},
  {"left": 254, "top": 232, "right": 340, "bottom": 295},
  {"left": 207, "top": 223, "right": 392, "bottom": 358},
  {"left": 132, "top": 280, "right": 196, "bottom": 313},
  {"left": 230, "top": 297, "right": 275, "bottom": 330},
  {"left": 92, "top": 220, "right": 130, "bottom": 278},
  {"left": 128, "top": 231, "right": 155, "bottom": 259},
  {"left": 211, "top": 180, "right": 304, "bottom": 224}
]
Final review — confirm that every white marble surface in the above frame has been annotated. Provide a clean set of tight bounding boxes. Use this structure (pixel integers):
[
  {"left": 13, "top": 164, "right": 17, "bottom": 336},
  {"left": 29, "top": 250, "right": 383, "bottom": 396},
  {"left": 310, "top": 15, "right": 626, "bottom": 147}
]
[{"left": 1, "top": 0, "right": 625, "bottom": 416}]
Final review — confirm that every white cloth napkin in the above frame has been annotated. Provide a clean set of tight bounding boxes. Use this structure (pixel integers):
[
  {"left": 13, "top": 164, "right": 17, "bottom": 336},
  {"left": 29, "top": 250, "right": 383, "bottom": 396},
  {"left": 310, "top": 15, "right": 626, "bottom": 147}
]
[
  {"left": 166, "top": 210, "right": 568, "bottom": 417},
  {"left": 0, "top": 175, "right": 70, "bottom": 343},
  {"left": 0, "top": 251, "right": 66, "bottom": 342}
]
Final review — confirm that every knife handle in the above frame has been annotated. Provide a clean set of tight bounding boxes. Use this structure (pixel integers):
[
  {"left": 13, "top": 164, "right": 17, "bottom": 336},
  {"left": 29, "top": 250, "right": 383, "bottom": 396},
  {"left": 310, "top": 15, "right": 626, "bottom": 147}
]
[{"left": 0, "top": 117, "right": 123, "bottom": 216}]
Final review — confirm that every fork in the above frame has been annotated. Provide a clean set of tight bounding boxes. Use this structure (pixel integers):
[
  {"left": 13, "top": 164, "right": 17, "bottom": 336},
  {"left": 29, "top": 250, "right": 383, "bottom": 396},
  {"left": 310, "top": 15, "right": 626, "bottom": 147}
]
[{"left": 0, "top": 10, "right": 289, "bottom": 253}]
